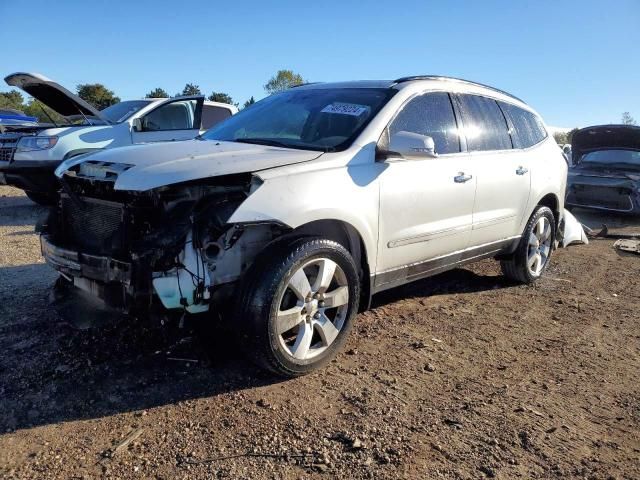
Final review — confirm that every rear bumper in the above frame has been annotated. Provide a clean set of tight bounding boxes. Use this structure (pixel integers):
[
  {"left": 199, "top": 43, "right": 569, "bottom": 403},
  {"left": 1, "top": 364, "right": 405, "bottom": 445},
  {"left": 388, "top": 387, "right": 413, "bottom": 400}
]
[{"left": 0, "top": 160, "right": 61, "bottom": 193}]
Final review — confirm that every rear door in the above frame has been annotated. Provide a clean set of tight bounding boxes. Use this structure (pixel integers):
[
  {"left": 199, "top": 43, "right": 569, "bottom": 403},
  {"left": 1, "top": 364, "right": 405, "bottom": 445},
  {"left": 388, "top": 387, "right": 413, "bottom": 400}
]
[
  {"left": 454, "top": 94, "right": 531, "bottom": 247},
  {"left": 131, "top": 96, "right": 203, "bottom": 143},
  {"left": 376, "top": 91, "right": 476, "bottom": 289}
]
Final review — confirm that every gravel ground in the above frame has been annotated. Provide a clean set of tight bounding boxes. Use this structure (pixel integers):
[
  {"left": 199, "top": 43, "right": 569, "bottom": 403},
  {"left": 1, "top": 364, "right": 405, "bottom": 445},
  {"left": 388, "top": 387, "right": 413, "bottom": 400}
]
[{"left": 0, "top": 185, "right": 639, "bottom": 480}]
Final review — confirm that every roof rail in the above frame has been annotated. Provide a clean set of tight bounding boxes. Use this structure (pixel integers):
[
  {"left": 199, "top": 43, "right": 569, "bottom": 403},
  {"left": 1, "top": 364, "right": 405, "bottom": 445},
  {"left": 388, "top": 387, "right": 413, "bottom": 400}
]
[
  {"left": 392, "top": 75, "right": 525, "bottom": 104},
  {"left": 290, "top": 82, "right": 323, "bottom": 88}
]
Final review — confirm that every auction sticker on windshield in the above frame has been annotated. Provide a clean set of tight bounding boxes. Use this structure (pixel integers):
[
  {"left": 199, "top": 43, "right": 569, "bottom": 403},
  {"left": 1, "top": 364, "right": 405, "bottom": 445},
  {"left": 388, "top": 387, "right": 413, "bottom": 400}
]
[{"left": 321, "top": 103, "right": 369, "bottom": 116}]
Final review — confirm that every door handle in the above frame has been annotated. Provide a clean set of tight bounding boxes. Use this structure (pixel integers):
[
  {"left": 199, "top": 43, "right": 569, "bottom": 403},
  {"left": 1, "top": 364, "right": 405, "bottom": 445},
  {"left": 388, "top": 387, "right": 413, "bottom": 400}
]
[
  {"left": 454, "top": 172, "right": 473, "bottom": 183},
  {"left": 516, "top": 166, "right": 529, "bottom": 175}
]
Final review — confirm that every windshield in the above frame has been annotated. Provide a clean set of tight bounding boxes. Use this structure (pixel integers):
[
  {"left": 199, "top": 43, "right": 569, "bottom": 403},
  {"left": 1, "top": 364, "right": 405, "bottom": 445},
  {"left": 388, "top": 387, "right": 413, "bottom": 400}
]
[
  {"left": 202, "top": 88, "right": 394, "bottom": 151},
  {"left": 100, "top": 100, "right": 154, "bottom": 123},
  {"left": 581, "top": 149, "right": 640, "bottom": 168}
]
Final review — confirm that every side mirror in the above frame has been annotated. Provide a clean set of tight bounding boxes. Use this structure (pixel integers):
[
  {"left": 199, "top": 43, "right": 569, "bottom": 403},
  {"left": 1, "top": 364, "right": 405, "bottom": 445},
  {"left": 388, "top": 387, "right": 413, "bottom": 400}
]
[
  {"left": 388, "top": 131, "right": 437, "bottom": 159},
  {"left": 132, "top": 118, "right": 143, "bottom": 132}
]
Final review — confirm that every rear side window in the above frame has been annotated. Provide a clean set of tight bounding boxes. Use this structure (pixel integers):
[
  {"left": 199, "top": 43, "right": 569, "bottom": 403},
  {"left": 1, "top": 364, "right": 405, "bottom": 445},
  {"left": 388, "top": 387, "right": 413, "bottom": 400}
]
[
  {"left": 456, "top": 94, "right": 512, "bottom": 152},
  {"left": 498, "top": 102, "right": 547, "bottom": 148},
  {"left": 201, "top": 105, "right": 232, "bottom": 130},
  {"left": 389, "top": 92, "right": 460, "bottom": 154}
]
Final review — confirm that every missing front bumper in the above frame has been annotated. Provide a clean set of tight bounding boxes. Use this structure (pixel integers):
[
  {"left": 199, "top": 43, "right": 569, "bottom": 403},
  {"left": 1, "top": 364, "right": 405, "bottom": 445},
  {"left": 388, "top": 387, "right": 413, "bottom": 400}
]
[{"left": 40, "top": 234, "right": 132, "bottom": 284}]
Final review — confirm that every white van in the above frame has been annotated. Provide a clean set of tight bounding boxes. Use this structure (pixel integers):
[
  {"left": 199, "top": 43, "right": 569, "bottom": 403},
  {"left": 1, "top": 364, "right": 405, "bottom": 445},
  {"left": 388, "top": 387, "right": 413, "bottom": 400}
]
[{"left": 0, "top": 73, "right": 237, "bottom": 204}]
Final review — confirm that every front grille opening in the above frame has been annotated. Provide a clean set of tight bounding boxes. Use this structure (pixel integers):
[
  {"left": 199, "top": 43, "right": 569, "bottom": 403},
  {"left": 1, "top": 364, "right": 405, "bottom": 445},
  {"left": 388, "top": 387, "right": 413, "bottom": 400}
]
[
  {"left": 61, "top": 195, "right": 127, "bottom": 255},
  {"left": 567, "top": 185, "right": 633, "bottom": 211}
]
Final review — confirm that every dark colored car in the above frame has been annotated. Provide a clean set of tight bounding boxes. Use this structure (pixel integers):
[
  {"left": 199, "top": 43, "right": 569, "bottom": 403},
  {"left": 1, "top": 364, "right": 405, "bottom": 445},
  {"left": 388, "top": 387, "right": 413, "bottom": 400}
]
[{"left": 566, "top": 125, "right": 640, "bottom": 214}]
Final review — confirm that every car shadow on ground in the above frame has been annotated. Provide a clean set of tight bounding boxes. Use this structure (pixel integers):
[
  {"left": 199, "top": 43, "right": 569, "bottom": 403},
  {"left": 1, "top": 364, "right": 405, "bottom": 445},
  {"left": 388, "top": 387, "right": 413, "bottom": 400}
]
[
  {"left": 372, "top": 267, "right": 511, "bottom": 309},
  {"left": 0, "top": 279, "right": 283, "bottom": 432},
  {"left": 0, "top": 193, "right": 47, "bottom": 228},
  {"left": 0, "top": 262, "right": 512, "bottom": 433}
]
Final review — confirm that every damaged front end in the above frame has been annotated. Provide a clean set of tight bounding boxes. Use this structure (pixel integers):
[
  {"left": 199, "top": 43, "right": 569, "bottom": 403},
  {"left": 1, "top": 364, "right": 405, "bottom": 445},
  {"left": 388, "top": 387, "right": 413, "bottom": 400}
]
[
  {"left": 41, "top": 163, "right": 283, "bottom": 325},
  {"left": 567, "top": 125, "right": 640, "bottom": 214}
]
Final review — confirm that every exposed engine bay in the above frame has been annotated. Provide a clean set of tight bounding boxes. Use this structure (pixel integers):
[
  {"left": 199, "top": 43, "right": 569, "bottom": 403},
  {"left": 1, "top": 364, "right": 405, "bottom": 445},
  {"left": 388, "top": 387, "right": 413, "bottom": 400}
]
[{"left": 41, "top": 169, "right": 285, "bottom": 322}]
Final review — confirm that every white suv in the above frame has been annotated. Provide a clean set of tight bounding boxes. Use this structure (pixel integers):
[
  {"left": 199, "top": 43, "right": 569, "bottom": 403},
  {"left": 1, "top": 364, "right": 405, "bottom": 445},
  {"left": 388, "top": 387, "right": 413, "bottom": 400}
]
[
  {"left": 41, "top": 76, "right": 566, "bottom": 376},
  {"left": 0, "top": 73, "right": 237, "bottom": 204}
]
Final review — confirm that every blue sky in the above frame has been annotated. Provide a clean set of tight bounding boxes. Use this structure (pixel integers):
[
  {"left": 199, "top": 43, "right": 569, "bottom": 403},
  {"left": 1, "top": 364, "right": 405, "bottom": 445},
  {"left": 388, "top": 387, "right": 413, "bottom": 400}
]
[{"left": 1, "top": 0, "right": 638, "bottom": 127}]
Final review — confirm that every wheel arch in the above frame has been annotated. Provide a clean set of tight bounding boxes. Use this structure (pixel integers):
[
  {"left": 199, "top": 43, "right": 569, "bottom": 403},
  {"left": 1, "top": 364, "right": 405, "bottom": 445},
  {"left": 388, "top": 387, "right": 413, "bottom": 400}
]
[
  {"left": 291, "top": 219, "right": 372, "bottom": 311},
  {"left": 536, "top": 192, "right": 561, "bottom": 224}
]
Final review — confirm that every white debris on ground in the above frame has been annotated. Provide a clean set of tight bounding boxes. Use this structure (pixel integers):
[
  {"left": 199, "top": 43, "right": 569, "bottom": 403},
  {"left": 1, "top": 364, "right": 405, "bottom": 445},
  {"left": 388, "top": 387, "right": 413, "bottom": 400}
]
[{"left": 559, "top": 209, "right": 589, "bottom": 247}]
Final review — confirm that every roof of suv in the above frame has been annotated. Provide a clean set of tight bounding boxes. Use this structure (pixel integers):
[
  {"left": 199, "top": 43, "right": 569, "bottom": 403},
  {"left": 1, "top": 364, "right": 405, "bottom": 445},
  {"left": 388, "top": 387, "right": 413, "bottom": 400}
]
[{"left": 293, "top": 76, "right": 525, "bottom": 104}]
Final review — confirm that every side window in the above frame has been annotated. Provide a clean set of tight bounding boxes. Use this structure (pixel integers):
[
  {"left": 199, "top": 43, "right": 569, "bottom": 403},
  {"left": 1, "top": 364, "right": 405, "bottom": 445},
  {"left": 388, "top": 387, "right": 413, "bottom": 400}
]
[
  {"left": 498, "top": 101, "right": 547, "bottom": 148},
  {"left": 201, "top": 106, "right": 232, "bottom": 130},
  {"left": 456, "top": 94, "right": 512, "bottom": 152},
  {"left": 143, "top": 99, "right": 198, "bottom": 131},
  {"left": 388, "top": 92, "right": 460, "bottom": 154}
]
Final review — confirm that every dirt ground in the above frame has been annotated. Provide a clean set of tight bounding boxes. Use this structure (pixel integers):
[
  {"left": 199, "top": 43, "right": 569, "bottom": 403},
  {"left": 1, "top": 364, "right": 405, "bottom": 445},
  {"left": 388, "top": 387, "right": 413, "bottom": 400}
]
[{"left": 0, "top": 184, "right": 638, "bottom": 480}]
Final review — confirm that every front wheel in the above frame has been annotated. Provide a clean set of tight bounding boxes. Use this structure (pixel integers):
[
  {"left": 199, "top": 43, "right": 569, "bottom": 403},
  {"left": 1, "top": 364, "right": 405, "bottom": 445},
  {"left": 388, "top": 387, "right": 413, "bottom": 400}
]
[
  {"left": 236, "top": 236, "right": 360, "bottom": 377},
  {"left": 500, "top": 206, "right": 556, "bottom": 284}
]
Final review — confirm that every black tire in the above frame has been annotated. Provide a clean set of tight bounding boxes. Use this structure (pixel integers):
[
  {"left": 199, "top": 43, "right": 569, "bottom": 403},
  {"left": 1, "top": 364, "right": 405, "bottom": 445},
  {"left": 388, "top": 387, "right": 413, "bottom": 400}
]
[
  {"left": 25, "top": 191, "right": 57, "bottom": 206},
  {"left": 235, "top": 236, "right": 360, "bottom": 377},
  {"left": 500, "top": 206, "right": 556, "bottom": 284}
]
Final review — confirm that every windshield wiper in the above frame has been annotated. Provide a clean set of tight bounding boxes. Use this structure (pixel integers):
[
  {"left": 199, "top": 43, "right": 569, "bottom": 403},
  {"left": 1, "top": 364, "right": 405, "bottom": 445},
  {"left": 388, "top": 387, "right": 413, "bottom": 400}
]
[{"left": 234, "top": 138, "right": 294, "bottom": 149}]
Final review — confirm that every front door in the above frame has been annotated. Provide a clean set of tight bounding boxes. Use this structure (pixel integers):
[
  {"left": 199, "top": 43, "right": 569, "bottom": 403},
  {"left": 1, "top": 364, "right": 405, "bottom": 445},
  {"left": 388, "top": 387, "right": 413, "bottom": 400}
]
[
  {"left": 375, "top": 92, "right": 476, "bottom": 290},
  {"left": 131, "top": 96, "right": 203, "bottom": 143}
]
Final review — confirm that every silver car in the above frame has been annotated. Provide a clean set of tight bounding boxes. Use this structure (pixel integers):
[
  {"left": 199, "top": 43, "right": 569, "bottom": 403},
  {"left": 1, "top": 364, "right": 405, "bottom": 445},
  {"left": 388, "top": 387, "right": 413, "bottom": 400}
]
[{"left": 41, "top": 76, "right": 567, "bottom": 376}]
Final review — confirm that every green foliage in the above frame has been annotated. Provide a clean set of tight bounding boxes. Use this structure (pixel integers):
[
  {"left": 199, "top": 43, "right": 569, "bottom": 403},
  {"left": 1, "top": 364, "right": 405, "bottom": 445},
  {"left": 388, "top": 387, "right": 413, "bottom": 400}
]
[
  {"left": 622, "top": 112, "right": 637, "bottom": 126},
  {"left": 22, "top": 100, "right": 66, "bottom": 124},
  {"left": 180, "top": 83, "right": 202, "bottom": 96},
  {"left": 553, "top": 128, "right": 580, "bottom": 145},
  {"left": 145, "top": 87, "right": 169, "bottom": 98},
  {"left": 208, "top": 91, "right": 234, "bottom": 104},
  {"left": 264, "top": 70, "right": 305, "bottom": 95},
  {"left": 0, "top": 90, "right": 25, "bottom": 111},
  {"left": 243, "top": 96, "right": 256, "bottom": 109},
  {"left": 76, "top": 83, "right": 120, "bottom": 110}
]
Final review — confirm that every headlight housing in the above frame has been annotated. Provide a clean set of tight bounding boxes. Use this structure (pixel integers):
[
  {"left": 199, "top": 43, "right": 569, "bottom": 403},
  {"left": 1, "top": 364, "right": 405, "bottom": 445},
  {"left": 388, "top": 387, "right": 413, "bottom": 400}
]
[{"left": 16, "top": 136, "right": 58, "bottom": 152}]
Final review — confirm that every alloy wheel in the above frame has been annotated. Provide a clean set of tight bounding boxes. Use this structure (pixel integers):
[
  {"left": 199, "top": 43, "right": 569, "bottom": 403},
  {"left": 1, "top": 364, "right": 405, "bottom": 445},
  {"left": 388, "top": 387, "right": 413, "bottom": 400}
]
[
  {"left": 276, "top": 258, "right": 350, "bottom": 360},
  {"left": 527, "top": 216, "right": 552, "bottom": 276}
]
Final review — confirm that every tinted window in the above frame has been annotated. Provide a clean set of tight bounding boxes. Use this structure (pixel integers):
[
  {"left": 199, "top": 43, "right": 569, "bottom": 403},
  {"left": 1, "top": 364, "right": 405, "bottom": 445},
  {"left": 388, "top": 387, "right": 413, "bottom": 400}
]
[
  {"left": 201, "top": 105, "right": 232, "bottom": 129},
  {"left": 457, "top": 94, "right": 511, "bottom": 151},
  {"left": 498, "top": 102, "right": 547, "bottom": 148},
  {"left": 388, "top": 92, "right": 460, "bottom": 154}
]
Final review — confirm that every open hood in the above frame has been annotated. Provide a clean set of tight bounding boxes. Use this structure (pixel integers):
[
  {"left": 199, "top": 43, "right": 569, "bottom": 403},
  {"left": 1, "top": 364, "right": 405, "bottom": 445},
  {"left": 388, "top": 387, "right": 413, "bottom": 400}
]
[
  {"left": 56, "top": 139, "right": 324, "bottom": 191},
  {"left": 572, "top": 124, "right": 640, "bottom": 164},
  {"left": 4, "top": 72, "right": 109, "bottom": 123}
]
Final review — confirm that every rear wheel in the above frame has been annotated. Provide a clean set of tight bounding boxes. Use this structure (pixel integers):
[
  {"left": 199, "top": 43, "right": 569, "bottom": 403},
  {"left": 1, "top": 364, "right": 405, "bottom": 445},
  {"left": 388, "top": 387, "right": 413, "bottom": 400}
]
[
  {"left": 501, "top": 206, "right": 555, "bottom": 284},
  {"left": 25, "top": 191, "right": 57, "bottom": 206},
  {"left": 236, "top": 236, "right": 360, "bottom": 377}
]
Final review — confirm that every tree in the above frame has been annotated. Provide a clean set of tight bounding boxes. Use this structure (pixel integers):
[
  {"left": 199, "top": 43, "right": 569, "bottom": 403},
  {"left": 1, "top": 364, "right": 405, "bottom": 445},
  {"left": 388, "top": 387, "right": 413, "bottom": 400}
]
[
  {"left": 0, "top": 90, "right": 25, "bottom": 111},
  {"left": 264, "top": 70, "right": 305, "bottom": 95},
  {"left": 145, "top": 87, "right": 169, "bottom": 98},
  {"left": 621, "top": 112, "right": 637, "bottom": 125},
  {"left": 553, "top": 131, "right": 568, "bottom": 145},
  {"left": 23, "top": 100, "right": 65, "bottom": 124},
  {"left": 180, "top": 83, "right": 202, "bottom": 96},
  {"left": 208, "top": 91, "right": 234, "bottom": 104},
  {"left": 243, "top": 96, "right": 256, "bottom": 109},
  {"left": 76, "top": 83, "right": 120, "bottom": 110}
]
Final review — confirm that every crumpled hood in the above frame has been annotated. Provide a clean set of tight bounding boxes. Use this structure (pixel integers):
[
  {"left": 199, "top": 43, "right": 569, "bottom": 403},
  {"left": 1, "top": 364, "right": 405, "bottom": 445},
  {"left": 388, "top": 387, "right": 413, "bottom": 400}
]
[{"left": 56, "top": 139, "right": 324, "bottom": 191}]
